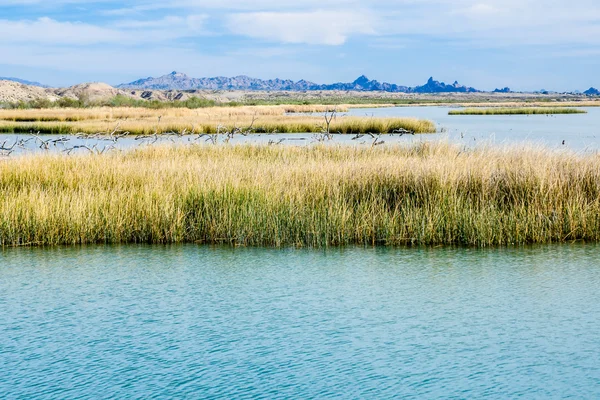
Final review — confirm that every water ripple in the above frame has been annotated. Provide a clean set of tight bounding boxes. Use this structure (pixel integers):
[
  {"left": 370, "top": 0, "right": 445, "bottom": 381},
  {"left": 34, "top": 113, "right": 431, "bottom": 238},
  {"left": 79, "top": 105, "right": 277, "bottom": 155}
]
[{"left": 1, "top": 244, "right": 600, "bottom": 398}]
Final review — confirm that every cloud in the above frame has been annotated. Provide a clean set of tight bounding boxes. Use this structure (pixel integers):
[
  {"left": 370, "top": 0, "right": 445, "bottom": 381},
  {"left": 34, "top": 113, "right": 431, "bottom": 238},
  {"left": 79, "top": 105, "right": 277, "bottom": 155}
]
[
  {"left": 113, "top": 14, "right": 207, "bottom": 30},
  {"left": 227, "top": 10, "right": 376, "bottom": 45},
  {"left": 457, "top": 3, "right": 502, "bottom": 17},
  {"left": 0, "top": 16, "right": 208, "bottom": 45},
  {"left": 0, "top": 17, "right": 123, "bottom": 45},
  {"left": 1, "top": 0, "right": 600, "bottom": 89},
  {"left": 4, "top": 0, "right": 600, "bottom": 48}
]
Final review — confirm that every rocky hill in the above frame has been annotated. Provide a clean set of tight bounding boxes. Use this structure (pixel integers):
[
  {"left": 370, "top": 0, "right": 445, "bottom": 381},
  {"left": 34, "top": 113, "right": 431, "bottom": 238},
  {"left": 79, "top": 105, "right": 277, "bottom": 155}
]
[
  {"left": 0, "top": 80, "right": 58, "bottom": 103},
  {"left": 0, "top": 79, "right": 250, "bottom": 104},
  {"left": 584, "top": 87, "right": 600, "bottom": 96},
  {"left": 411, "top": 77, "right": 477, "bottom": 93},
  {"left": 55, "top": 82, "right": 127, "bottom": 101},
  {"left": 118, "top": 71, "right": 478, "bottom": 93},
  {"left": 0, "top": 80, "right": 135, "bottom": 104}
]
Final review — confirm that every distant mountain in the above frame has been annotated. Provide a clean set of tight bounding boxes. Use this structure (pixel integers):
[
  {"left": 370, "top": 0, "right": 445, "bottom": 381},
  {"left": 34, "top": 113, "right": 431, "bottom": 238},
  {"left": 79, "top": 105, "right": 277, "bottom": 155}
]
[
  {"left": 493, "top": 87, "right": 512, "bottom": 93},
  {"left": 584, "top": 87, "right": 600, "bottom": 96},
  {"left": 0, "top": 77, "right": 48, "bottom": 87},
  {"left": 117, "top": 72, "right": 477, "bottom": 93},
  {"left": 316, "top": 75, "right": 410, "bottom": 92},
  {"left": 411, "top": 77, "right": 478, "bottom": 93},
  {"left": 119, "top": 72, "right": 307, "bottom": 91}
]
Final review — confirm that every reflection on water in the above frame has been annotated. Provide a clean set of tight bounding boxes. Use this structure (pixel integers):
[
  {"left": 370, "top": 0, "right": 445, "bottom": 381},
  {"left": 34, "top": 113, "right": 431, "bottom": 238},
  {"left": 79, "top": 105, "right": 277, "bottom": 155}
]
[{"left": 1, "top": 244, "right": 600, "bottom": 398}]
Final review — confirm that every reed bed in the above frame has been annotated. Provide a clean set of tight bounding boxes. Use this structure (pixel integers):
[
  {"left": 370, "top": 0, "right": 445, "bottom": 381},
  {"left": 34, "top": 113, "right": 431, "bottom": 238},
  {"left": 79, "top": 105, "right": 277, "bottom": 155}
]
[
  {"left": 1, "top": 142, "right": 600, "bottom": 247},
  {"left": 0, "top": 114, "right": 435, "bottom": 135},
  {"left": 0, "top": 104, "right": 394, "bottom": 123},
  {"left": 0, "top": 105, "right": 321, "bottom": 122},
  {"left": 449, "top": 107, "right": 587, "bottom": 115},
  {"left": 0, "top": 105, "right": 432, "bottom": 135}
]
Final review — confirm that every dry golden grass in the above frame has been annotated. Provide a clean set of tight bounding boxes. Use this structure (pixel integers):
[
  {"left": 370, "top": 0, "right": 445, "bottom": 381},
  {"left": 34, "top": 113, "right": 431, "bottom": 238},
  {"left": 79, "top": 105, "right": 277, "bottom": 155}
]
[
  {"left": 0, "top": 104, "right": 396, "bottom": 122},
  {"left": 282, "top": 104, "right": 396, "bottom": 113},
  {"left": 1, "top": 142, "right": 599, "bottom": 247},
  {"left": 0, "top": 106, "right": 435, "bottom": 134},
  {"left": 0, "top": 106, "right": 296, "bottom": 122}
]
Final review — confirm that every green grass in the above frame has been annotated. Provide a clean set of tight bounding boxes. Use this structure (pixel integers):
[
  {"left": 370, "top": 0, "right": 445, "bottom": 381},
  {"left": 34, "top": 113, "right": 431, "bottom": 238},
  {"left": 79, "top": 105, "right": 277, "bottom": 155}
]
[
  {"left": 449, "top": 107, "right": 588, "bottom": 115},
  {"left": 1, "top": 143, "right": 599, "bottom": 248}
]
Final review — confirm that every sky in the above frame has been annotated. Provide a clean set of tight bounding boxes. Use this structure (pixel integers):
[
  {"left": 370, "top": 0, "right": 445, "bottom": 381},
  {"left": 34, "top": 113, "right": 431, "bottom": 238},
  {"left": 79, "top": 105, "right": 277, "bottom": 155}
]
[{"left": 0, "top": 0, "right": 599, "bottom": 91}]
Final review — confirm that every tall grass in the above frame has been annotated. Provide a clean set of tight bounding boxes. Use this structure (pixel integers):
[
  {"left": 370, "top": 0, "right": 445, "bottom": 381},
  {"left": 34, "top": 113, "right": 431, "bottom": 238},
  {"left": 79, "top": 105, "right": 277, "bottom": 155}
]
[
  {"left": 0, "top": 104, "right": 401, "bottom": 123},
  {"left": 1, "top": 143, "right": 599, "bottom": 247},
  {"left": 449, "top": 107, "right": 588, "bottom": 115}
]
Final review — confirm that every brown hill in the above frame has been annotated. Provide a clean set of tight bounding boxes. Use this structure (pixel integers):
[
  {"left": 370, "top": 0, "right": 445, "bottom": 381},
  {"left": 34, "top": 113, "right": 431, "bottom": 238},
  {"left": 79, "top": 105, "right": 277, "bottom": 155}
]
[
  {"left": 0, "top": 80, "right": 58, "bottom": 103},
  {"left": 0, "top": 80, "right": 232, "bottom": 104},
  {"left": 55, "top": 82, "right": 127, "bottom": 102}
]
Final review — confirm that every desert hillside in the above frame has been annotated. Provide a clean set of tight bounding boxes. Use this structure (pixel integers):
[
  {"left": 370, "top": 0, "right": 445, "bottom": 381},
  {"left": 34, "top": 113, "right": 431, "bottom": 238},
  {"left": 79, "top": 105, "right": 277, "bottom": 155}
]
[
  {"left": 0, "top": 80, "right": 59, "bottom": 103},
  {"left": 0, "top": 79, "right": 249, "bottom": 104}
]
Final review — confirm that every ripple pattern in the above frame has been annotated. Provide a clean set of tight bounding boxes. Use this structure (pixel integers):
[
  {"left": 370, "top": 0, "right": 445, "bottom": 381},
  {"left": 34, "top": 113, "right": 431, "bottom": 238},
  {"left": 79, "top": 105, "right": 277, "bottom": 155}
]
[{"left": 1, "top": 245, "right": 600, "bottom": 398}]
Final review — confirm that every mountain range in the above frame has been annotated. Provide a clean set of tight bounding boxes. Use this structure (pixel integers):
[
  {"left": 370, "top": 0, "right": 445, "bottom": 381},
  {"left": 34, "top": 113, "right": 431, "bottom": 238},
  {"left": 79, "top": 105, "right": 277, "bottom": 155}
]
[
  {"left": 1, "top": 71, "right": 599, "bottom": 95},
  {"left": 117, "top": 72, "right": 480, "bottom": 93}
]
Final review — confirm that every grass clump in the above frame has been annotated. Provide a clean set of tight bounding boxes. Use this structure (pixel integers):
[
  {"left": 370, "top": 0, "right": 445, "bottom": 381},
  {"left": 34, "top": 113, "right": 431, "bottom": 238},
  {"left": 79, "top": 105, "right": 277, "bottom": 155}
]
[
  {"left": 449, "top": 107, "right": 588, "bottom": 115},
  {"left": 0, "top": 107, "right": 436, "bottom": 134},
  {"left": 1, "top": 143, "right": 599, "bottom": 247}
]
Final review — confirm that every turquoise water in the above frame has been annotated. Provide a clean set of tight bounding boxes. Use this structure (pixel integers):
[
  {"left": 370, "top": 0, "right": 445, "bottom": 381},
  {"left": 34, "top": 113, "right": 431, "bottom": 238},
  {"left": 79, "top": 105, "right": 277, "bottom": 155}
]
[{"left": 2, "top": 245, "right": 600, "bottom": 398}]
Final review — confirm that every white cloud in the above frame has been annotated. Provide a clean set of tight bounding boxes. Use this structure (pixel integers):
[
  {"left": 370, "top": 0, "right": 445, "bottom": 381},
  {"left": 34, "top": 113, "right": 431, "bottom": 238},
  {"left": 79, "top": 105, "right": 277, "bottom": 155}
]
[
  {"left": 2, "top": 0, "right": 600, "bottom": 88},
  {"left": 457, "top": 3, "right": 502, "bottom": 17},
  {"left": 0, "top": 16, "right": 208, "bottom": 45},
  {"left": 227, "top": 10, "right": 376, "bottom": 45},
  {"left": 4, "top": 0, "right": 600, "bottom": 48},
  {"left": 0, "top": 17, "right": 123, "bottom": 45},
  {"left": 113, "top": 14, "right": 207, "bottom": 30}
]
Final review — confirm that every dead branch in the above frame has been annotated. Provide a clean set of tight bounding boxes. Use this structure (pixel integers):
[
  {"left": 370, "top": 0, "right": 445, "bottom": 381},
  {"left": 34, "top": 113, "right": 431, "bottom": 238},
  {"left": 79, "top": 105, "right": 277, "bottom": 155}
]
[{"left": 391, "top": 128, "right": 415, "bottom": 136}]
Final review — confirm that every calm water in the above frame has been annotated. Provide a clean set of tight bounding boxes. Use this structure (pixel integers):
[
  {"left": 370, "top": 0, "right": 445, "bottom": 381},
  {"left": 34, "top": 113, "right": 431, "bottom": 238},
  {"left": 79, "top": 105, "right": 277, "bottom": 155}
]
[
  {"left": 2, "top": 244, "right": 600, "bottom": 398},
  {"left": 2, "top": 106, "right": 600, "bottom": 155},
  {"left": 346, "top": 106, "right": 600, "bottom": 150}
]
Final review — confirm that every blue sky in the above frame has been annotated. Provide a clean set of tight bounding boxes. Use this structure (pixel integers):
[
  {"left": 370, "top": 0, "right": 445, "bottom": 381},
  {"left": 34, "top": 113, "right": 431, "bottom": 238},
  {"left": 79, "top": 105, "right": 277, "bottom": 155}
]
[{"left": 1, "top": 0, "right": 599, "bottom": 91}]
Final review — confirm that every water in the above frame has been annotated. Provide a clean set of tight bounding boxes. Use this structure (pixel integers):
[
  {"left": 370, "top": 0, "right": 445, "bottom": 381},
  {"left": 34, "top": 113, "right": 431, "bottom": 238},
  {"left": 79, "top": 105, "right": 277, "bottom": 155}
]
[
  {"left": 2, "top": 244, "right": 600, "bottom": 398},
  {"left": 346, "top": 106, "right": 600, "bottom": 150},
  {"left": 2, "top": 106, "right": 599, "bottom": 156}
]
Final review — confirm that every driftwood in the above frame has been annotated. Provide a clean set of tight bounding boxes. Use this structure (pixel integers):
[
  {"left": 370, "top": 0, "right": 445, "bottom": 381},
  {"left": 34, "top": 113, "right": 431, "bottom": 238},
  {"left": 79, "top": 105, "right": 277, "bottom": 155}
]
[
  {"left": 0, "top": 114, "right": 421, "bottom": 157},
  {"left": 313, "top": 109, "right": 337, "bottom": 142}
]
